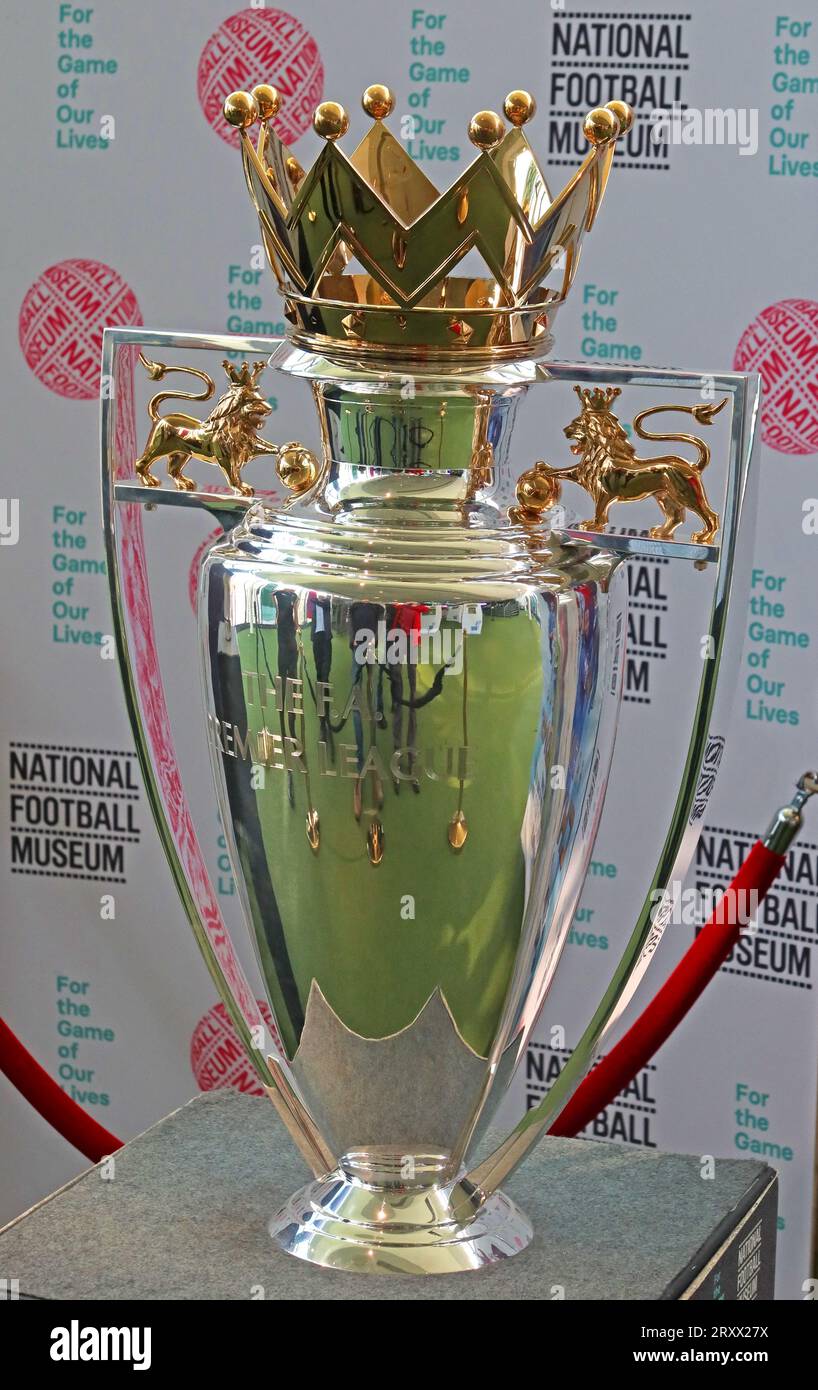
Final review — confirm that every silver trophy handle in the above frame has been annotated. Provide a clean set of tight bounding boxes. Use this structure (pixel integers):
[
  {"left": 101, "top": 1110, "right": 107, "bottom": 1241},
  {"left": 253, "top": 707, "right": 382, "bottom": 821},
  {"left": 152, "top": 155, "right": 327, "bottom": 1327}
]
[
  {"left": 464, "top": 368, "right": 761, "bottom": 1199},
  {"left": 100, "top": 328, "right": 331, "bottom": 1176}
]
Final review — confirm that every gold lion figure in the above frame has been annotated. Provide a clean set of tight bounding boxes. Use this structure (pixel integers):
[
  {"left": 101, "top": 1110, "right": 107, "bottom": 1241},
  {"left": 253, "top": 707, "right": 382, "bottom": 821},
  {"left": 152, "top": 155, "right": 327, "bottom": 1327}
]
[
  {"left": 134, "top": 354, "right": 278, "bottom": 496},
  {"left": 544, "top": 386, "right": 725, "bottom": 543}
]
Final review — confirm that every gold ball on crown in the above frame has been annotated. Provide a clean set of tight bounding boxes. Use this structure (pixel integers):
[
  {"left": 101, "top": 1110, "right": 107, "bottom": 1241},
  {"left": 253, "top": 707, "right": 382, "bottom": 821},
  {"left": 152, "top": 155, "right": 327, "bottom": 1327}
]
[
  {"left": 362, "top": 84, "right": 395, "bottom": 120},
  {"left": 583, "top": 107, "right": 620, "bottom": 145},
  {"left": 223, "top": 90, "right": 259, "bottom": 130},
  {"left": 468, "top": 109, "right": 506, "bottom": 150},
  {"left": 503, "top": 90, "right": 536, "bottom": 128},
  {"left": 252, "top": 85, "right": 281, "bottom": 122},
  {"left": 605, "top": 100, "right": 634, "bottom": 135},
  {"left": 313, "top": 101, "right": 349, "bottom": 141}
]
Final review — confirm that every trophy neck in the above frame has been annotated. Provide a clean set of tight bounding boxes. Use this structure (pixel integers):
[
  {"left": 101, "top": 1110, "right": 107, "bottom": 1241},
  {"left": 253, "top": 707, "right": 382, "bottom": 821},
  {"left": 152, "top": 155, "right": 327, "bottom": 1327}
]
[
  {"left": 314, "top": 380, "right": 525, "bottom": 510},
  {"left": 272, "top": 343, "right": 535, "bottom": 512}
]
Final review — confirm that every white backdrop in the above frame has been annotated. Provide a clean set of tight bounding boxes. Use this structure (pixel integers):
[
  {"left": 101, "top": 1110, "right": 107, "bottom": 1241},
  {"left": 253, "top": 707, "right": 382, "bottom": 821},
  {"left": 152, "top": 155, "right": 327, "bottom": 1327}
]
[{"left": 1, "top": 0, "right": 817, "bottom": 1298}]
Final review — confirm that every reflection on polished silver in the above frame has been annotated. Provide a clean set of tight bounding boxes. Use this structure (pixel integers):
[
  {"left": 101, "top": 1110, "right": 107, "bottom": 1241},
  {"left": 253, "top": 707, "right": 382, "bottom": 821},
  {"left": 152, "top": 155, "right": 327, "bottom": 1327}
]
[
  {"left": 114, "top": 483, "right": 720, "bottom": 567},
  {"left": 102, "top": 324, "right": 758, "bottom": 1274},
  {"left": 269, "top": 1166, "right": 533, "bottom": 1275}
]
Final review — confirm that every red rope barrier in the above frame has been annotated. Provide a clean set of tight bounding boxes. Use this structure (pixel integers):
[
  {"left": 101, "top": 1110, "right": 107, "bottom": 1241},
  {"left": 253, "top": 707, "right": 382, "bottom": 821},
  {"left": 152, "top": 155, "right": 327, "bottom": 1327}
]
[
  {"left": 0, "top": 1018, "right": 122, "bottom": 1162},
  {"left": 550, "top": 840, "right": 785, "bottom": 1137}
]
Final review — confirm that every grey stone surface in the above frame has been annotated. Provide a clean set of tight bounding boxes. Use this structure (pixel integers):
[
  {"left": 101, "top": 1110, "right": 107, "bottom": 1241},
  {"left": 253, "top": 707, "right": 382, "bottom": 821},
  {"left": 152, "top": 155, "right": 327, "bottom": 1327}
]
[{"left": 0, "top": 1091, "right": 772, "bottom": 1300}]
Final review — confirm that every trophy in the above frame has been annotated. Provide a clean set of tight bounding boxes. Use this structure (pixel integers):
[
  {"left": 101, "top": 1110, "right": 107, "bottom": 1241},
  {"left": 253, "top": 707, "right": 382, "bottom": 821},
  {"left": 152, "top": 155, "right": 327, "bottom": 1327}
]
[{"left": 101, "top": 84, "right": 759, "bottom": 1274}]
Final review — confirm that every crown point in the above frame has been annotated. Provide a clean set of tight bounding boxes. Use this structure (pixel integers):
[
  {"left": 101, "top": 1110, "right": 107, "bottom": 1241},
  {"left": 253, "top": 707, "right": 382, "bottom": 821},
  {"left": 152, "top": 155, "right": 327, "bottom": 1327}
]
[
  {"left": 605, "top": 100, "right": 634, "bottom": 135},
  {"left": 468, "top": 109, "right": 506, "bottom": 150},
  {"left": 503, "top": 90, "right": 536, "bottom": 128},
  {"left": 362, "top": 84, "right": 394, "bottom": 120},
  {"left": 583, "top": 106, "right": 620, "bottom": 145},
  {"left": 313, "top": 101, "right": 349, "bottom": 141},
  {"left": 252, "top": 85, "right": 281, "bottom": 122},
  {"left": 223, "top": 90, "right": 259, "bottom": 130}
]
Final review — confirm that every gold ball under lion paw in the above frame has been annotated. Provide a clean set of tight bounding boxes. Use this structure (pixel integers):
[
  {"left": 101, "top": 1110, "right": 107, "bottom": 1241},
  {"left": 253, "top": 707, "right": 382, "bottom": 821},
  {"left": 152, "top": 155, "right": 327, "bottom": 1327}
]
[
  {"left": 468, "top": 109, "right": 506, "bottom": 150},
  {"left": 503, "top": 90, "right": 537, "bottom": 128},
  {"left": 252, "top": 84, "right": 281, "bottom": 121},
  {"left": 277, "top": 443, "right": 319, "bottom": 494},
  {"left": 313, "top": 101, "right": 349, "bottom": 141},
  {"left": 583, "top": 106, "right": 620, "bottom": 145},
  {"left": 362, "top": 84, "right": 394, "bottom": 120},
  {"left": 223, "top": 90, "right": 259, "bottom": 129},
  {"left": 515, "top": 464, "right": 561, "bottom": 516},
  {"left": 605, "top": 100, "right": 634, "bottom": 135}
]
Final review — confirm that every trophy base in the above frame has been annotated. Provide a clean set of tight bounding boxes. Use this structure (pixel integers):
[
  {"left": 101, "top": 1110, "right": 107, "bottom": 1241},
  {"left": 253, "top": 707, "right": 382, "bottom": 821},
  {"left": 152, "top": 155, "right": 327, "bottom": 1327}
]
[{"left": 269, "top": 1166, "right": 533, "bottom": 1275}]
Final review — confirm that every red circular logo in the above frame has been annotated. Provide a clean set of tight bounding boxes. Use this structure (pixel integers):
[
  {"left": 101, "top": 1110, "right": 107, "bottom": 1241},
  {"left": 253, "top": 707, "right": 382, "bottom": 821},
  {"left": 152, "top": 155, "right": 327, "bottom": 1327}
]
[
  {"left": 734, "top": 299, "right": 818, "bottom": 456},
  {"left": 19, "top": 259, "right": 142, "bottom": 401},
  {"left": 191, "top": 1000, "right": 278, "bottom": 1096},
  {"left": 197, "top": 7, "right": 323, "bottom": 147}
]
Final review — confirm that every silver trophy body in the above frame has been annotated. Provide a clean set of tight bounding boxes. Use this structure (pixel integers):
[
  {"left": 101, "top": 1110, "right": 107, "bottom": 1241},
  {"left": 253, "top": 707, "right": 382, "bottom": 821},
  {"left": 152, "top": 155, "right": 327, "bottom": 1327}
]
[{"left": 198, "top": 358, "right": 624, "bottom": 1270}]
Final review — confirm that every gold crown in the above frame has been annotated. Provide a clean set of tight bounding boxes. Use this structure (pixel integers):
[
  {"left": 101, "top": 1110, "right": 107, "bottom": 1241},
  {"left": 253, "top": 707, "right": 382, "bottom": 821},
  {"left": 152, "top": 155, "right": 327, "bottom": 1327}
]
[
  {"left": 223, "top": 84, "right": 634, "bottom": 360},
  {"left": 575, "top": 385, "right": 622, "bottom": 411}
]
